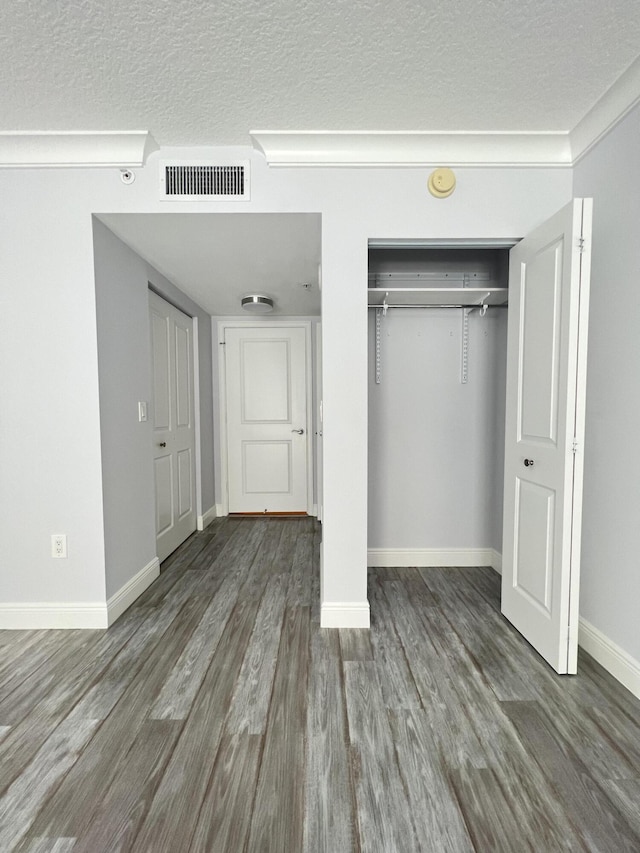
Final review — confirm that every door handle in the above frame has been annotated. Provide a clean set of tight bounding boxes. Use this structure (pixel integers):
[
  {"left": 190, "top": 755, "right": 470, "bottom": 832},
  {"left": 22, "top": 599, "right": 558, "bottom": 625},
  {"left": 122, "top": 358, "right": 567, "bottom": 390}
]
[
  {"left": 524, "top": 458, "right": 534, "bottom": 467},
  {"left": 159, "top": 442, "right": 167, "bottom": 448},
  {"left": 291, "top": 429, "right": 304, "bottom": 435}
]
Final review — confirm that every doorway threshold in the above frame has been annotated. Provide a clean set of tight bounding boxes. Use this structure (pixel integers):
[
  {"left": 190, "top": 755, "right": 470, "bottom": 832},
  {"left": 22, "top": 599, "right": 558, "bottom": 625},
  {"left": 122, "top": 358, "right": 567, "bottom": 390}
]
[{"left": 229, "top": 511, "right": 308, "bottom": 518}]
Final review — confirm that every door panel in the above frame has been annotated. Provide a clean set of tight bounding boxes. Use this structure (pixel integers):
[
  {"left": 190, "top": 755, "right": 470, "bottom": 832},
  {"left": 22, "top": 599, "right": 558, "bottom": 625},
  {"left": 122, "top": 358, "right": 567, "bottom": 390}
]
[
  {"left": 241, "top": 340, "right": 291, "bottom": 422},
  {"left": 151, "top": 313, "right": 171, "bottom": 431},
  {"left": 225, "top": 326, "right": 309, "bottom": 513},
  {"left": 177, "top": 448, "right": 194, "bottom": 518},
  {"left": 154, "top": 455, "right": 173, "bottom": 535},
  {"left": 175, "top": 324, "right": 192, "bottom": 428},
  {"left": 243, "top": 441, "right": 291, "bottom": 494},
  {"left": 150, "top": 291, "right": 197, "bottom": 560},
  {"left": 502, "top": 198, "right": 592, "bottom": 674},
  {"left": 514, "top": 479, "right": 554, "bottom": 612},
  {"left": 519, "top": 239, "right": 562, "bottom": 443}
]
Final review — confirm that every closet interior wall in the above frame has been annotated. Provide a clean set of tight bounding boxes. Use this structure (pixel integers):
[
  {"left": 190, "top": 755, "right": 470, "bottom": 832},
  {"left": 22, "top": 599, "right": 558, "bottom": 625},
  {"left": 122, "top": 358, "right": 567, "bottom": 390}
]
[{"left": 368, "top": 248, "right": 509, "bottom": 556}]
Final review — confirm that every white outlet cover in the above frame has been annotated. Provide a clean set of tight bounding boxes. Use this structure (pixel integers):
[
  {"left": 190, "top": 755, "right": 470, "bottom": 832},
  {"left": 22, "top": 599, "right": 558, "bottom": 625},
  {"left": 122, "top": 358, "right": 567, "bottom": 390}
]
[{"left": 51, "top": 534, "right": 67, "bottom": 558}]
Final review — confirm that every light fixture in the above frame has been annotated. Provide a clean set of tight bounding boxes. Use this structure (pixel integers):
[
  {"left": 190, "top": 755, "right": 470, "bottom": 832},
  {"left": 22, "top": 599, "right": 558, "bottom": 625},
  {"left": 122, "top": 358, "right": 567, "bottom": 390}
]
[{"left": 241, "top": 295, "right": 274, "bottom": 314}]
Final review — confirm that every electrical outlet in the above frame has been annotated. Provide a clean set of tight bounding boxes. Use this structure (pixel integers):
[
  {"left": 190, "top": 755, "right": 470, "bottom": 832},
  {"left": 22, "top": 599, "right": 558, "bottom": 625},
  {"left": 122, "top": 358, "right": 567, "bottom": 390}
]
[{"left": 51, "top": 534, "right": 67, "bottom": 558}]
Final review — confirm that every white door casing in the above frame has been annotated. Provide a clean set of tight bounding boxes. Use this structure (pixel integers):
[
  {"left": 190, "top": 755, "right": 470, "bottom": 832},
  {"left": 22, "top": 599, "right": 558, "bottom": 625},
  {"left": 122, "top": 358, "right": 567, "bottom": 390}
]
[
  {"left": 149, "top": 291, "right": 197, "bottom": 560},
  {"left": 223, "top": 324, "right": 311, "bottom": 513},
  {"left": 501, "top": 198, "right": 592, "bottom": 674},
  {"left": 315, "top": 323, "right": 323, "bottom": 522}
]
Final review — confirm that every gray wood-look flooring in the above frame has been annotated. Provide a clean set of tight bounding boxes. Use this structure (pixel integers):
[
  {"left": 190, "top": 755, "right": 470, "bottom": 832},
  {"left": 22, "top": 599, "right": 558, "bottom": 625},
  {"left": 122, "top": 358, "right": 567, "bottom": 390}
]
[{"left": 1, "top": 517, "right": 640, "bottom": 851}]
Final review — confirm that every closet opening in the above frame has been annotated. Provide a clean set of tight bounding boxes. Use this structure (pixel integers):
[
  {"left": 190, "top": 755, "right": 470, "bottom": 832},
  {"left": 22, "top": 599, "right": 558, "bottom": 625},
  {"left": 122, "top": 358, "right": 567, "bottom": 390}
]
[{"left": 367, "top": 242, "right": 514, "bottom": 573}]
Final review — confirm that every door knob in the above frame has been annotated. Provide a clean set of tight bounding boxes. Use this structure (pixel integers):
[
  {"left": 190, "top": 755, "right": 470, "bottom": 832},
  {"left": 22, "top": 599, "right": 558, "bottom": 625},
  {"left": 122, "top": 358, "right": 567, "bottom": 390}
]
[
  {"left": 524, "top": 458, "right": 534, "bottom": 467},
  {"left": 291, "top": 428, "right": 304, "bottom": 435},
  {"left": 159, "top": 442, "right": 167, "bottom": 448}
]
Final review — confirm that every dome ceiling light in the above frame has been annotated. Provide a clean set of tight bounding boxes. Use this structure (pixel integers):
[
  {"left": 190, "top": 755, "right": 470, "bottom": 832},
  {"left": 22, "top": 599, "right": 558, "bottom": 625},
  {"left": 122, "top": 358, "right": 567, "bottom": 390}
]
[{"left": 241, "top": 295, "right": 274, "bottom": 314}]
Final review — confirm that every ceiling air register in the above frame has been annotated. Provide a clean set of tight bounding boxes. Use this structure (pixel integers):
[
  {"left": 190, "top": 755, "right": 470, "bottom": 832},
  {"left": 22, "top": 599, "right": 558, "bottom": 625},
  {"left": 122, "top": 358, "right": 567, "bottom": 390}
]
[{"left": 159, "top": 161, "right": 250, "bottom": 200}]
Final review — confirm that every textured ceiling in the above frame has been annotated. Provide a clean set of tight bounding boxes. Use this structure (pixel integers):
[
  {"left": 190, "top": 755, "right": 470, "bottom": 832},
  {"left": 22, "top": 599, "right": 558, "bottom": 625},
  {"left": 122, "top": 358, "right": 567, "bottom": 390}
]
[
  {"left": 1, "top": 1, "right": 639, "bottom": 145},
  {"left": 98, "top": 213, "right": 322, "bottom": 316}
]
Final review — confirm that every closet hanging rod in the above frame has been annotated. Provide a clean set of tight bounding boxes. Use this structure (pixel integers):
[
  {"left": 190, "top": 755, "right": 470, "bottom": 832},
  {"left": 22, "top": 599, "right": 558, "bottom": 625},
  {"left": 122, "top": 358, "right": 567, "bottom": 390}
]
[
  {"left": 368, "top": 287, "right": 509, "bottom": 309},
  {"left": 367, "top": 303, "right": 508, "bottom": 309}
]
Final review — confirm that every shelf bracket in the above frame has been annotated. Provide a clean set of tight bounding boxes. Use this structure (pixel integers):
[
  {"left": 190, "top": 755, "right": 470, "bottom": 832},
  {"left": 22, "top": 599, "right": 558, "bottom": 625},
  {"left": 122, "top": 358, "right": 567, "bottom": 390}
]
[
  {"left": 375, "top": 307, "right": 383, "bottom": 384},
  {"left": 461, "top": 308, "right": 470, "bottom": 384},
  {"left": 461, "top": 274, "right": 470, "bottom": 384}
]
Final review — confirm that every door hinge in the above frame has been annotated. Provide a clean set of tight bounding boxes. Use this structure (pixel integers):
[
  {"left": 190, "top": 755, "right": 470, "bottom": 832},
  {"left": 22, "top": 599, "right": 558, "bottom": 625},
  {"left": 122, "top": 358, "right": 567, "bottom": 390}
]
[
  {"left": 219, "top": 341, "right": 226, "bottom": 346},
  {"left": 578, "top": 237, "right": 586, "bottom": 254},
  {"left": 572, "top": 438, "right": 579, "bottom": 454}
]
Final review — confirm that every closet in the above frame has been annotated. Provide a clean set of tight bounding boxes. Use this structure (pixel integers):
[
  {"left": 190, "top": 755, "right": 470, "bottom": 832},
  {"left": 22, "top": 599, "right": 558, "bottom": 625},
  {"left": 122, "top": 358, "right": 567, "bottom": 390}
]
[
  {"left": 367, "top": 245, "right": 511, "bottom": 563},
  {"left": 366, "top": 199, "right": 593, "bottom": 676}
]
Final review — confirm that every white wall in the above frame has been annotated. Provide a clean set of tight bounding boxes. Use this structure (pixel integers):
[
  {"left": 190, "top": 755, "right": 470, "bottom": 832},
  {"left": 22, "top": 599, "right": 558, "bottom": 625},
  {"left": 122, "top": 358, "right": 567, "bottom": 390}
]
[
  {"left": 0, "top": 173, "right": 106, "bottom": 609},
  {"left": 0, "top": 152, "right": 572, "bottom": 625},
  {"left": 93, "top": 218, "right": 215, "bottom": 599},
  {"left": 574, "top": 103, "right": 640, "bottom": 666}
]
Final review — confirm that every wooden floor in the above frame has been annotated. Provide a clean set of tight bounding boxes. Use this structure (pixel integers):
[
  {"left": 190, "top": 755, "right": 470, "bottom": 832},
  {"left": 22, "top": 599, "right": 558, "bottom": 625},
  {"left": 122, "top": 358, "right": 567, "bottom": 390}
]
[{"left": 1, "top": 518, "right": 640, "bottom": 852}]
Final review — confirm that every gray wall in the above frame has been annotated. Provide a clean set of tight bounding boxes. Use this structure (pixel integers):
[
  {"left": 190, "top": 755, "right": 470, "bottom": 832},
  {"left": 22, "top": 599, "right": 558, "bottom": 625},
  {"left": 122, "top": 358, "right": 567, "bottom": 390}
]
[
  {"left": 368, "top": 249, "right": 508, "bottom": 551},
  {"left": 574, "top": 104, "right": 640, "bottom": 663},
  {"left": 93, "top": 217, "right": 215, "bottom": 599}
]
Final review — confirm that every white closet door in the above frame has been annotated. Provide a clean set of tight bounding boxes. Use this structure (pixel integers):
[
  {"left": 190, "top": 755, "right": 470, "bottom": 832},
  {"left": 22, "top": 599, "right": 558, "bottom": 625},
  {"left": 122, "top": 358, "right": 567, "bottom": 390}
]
[
  {"left": 501, "top": 199, "right": 592, "bottom": 674},
  {"left": 225, "top": 325, "right": 309, "bottom": 513},
  {"left": 150, "top": 291, "right": 197, "bottom": 561}
]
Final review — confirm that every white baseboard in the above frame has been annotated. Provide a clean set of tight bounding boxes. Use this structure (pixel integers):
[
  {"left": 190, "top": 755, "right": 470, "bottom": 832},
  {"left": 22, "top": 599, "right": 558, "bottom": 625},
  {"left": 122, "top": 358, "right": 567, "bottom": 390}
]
[
  {"left": 579, "top": 618, "right": 640, "bottom": 701},
  {"left": 107, "top": 557, "right": 160, "bottom": 625},
  {"left": 368, "top": 547, "right": 501, "bottom": 569},
  {"left": 0, "top": 602, "right": 108, "bottom": 630},
  {"left": 489, "top": 549, "right": 502, "bottom": 574},
  {"left": 196, "top": 505, "right": 217, "bottom": 532},
  {"left": 320, "top": 601, "right": 370, "bottom": 628}
]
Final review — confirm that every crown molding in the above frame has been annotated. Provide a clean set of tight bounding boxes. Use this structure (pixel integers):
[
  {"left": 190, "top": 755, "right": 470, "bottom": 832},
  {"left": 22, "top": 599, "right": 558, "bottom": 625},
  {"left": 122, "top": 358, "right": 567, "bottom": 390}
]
[
  {"left": 570, "top": 55, "right": 640, "bottom": 164},
  {"left": 250, "top": 130, "right": 572, "bottom": 168},
  {"left": 252, "top": 61, "right": 640, "bottom": 169},
  {"left": 0, "top": 131, "right": 158, "bottom": 168},
  {"left": 2, "top": 58, "right": 639, "bottom": 171}
]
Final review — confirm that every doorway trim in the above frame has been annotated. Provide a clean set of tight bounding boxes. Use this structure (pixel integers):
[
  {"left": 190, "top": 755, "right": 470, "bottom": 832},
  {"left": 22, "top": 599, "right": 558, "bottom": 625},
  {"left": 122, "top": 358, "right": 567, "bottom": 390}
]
[{"left": 217, "top": 319, "right": 315, "bottom": 517}]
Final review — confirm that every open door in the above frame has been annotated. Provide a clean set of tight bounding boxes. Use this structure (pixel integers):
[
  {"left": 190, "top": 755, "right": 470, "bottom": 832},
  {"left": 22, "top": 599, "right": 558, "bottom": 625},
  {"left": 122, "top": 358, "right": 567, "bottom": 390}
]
[{"left": 501, "top": 198, "right": 592, "bottom": 674}]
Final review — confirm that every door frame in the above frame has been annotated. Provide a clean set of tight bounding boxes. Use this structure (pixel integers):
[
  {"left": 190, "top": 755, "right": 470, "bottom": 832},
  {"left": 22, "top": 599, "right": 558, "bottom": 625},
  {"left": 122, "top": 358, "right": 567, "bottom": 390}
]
[
  {"left": 366, "top": 221, "right": 589, "bottom": 673},
  {"left": 217, "top": 319, "right": 315, "bottom": 517},
  {"left": 315, "top": 321, "right": 323, "bottom": 522}
]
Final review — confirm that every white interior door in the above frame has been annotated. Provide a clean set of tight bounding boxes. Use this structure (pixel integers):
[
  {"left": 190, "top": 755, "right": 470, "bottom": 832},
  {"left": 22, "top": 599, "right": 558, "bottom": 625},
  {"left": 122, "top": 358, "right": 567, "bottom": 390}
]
[
  {"left": 501, "top": 198, "right": 592, "bottom": 674},
  {"left": 149, "top": 291, "right": 197, "bottom": 560},
  {"left": 225, "top": 325, "right": 310, "bottom": 513}
]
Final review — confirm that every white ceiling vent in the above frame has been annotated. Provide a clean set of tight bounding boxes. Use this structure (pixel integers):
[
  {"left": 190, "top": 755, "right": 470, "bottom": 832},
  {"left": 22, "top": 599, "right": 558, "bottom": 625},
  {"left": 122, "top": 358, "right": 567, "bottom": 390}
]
[{"left": 160, "top": 160, "right": 250, "bottom": 200}]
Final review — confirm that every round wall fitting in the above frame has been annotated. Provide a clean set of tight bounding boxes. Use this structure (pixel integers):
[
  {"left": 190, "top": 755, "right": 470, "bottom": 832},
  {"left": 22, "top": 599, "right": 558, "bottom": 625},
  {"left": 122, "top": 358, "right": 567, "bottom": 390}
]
[{"left": 428, "top": 168, "right": 456, "bottom": 198}]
